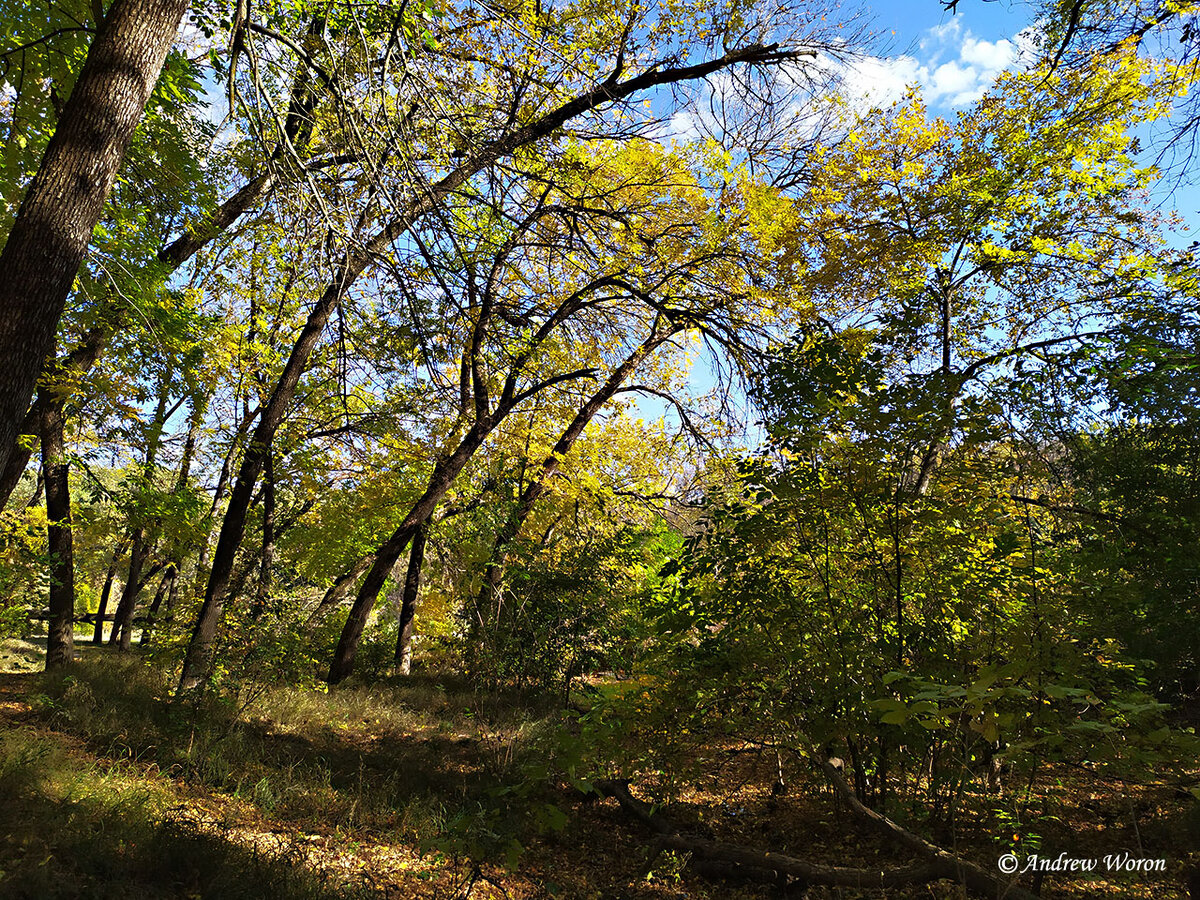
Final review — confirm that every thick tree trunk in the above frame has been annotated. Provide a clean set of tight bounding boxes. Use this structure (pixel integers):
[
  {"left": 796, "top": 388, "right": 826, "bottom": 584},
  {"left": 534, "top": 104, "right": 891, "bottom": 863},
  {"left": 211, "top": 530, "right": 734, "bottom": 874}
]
[
  {"left": 0, "top": 404, "right": 41, "bottom": 511},
  {"left": 1, "top": 326, "right": 108, "bottom": 511},
  {"left": 393, "top": 521, "right": 428, "bottom": 675},
  {"left": 41, "top": 392, "right": 75, "bottom": 669},
  {"left": 0, "top": 0, "right": 188, "bottom": 480}
]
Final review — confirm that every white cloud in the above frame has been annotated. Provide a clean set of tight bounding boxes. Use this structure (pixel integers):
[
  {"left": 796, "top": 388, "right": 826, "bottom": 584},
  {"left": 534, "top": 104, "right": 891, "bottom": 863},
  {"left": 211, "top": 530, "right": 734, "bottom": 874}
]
[
  {"left": 961, "top": 35, "right": 1017, "bottom": 71},
  {"left": 838, "top": 21, "right": 1033, "bottom": 111},
  {"left": 921, "top": 18, "right": 963, "bottom": 51},
  {"left": 839, "top": 54, "right": 923, "bottom": 108}
]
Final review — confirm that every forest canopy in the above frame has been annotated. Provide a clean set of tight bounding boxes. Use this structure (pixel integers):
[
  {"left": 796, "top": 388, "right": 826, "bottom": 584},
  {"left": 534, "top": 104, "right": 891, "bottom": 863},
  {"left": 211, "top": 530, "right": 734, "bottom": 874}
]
[{"left": 1, "top": 0, "right": 1198, "bottom": 896}]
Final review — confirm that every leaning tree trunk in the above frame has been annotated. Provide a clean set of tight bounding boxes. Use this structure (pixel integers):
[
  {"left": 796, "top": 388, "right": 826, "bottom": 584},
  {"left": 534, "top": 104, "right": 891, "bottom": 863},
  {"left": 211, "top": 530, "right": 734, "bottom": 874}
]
[
  {"left": 472, "top": 325, "right": 673, "bottom": 646},
  {"left": 0, "top": 0, "right": 189, "bottom": 479},
  {"left": 92, "top": 537, "right": 128, "bottom": 644},
  {"left": 110, "top": 529, "right": 150, "bottom": 650},
  {"left": 0, "top": 404, "right": 42, "bottom": 512},
  {"left": 139, "top": 569, "right": 174, "bottom": 646},
  {"left": 328, "top": 423, "right": 492, "bottom": 684},
  {"left": 393, "top": 521, "right": 428, "bottom": 675},
  {"left": 0, "top": 324, "right": 110, "bottom": 512},
  {"left": 250, "top": 452, "right": 277, "bottom": 619},
  {"left": 305, "top": 552, "right": 376, "bottom": 625},
  {"left": 41, "top": 389, "right": 76, "bottom": 669}
]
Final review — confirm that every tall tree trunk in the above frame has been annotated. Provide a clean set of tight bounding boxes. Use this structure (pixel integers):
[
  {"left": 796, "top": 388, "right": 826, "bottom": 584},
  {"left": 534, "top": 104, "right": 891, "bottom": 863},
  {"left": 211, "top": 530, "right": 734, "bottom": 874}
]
[
  {"left": 0, "top": 0, "right": 188, "bottom": 479},
  {"left": 393, "top": 521, "right": 428, "bottom": 675},
  {"left": 193, "top": 426, "right": 241, "bottom": 595},
  {"left": 40, "top": 389, "right": 75, "bottom": 669}
]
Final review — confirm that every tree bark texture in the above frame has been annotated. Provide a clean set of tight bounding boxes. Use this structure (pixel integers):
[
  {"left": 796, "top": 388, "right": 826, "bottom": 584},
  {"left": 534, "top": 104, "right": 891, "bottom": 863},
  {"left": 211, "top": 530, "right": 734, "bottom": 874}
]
[
  {"left": 0, "top": 325, "right": 108, "bottom": 511},
  {"left": 0, "top": 0, "right": 188, "bottom": 481},
  {"left": 394, "top": 521, "right": 427, "bottom": 675},
  {"left": 40, "top": 391, "right": 75, "bottom": 668}
]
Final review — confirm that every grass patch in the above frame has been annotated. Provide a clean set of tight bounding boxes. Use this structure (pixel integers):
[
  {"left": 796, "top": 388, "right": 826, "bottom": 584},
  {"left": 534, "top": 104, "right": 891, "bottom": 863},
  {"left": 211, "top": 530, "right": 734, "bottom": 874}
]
[
  {"left": 0, "top": 726, "right": 382, "bottom": 899},
  {"left": 28, "top": 658, "right": 567, "bottom": 862}
]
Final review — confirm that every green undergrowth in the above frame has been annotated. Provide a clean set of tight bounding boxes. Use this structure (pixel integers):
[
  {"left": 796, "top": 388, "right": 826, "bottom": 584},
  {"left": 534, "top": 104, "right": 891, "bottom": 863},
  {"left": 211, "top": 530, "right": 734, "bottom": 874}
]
[{"left": 25, "top": 656, "right": 570, "bottom": 866}]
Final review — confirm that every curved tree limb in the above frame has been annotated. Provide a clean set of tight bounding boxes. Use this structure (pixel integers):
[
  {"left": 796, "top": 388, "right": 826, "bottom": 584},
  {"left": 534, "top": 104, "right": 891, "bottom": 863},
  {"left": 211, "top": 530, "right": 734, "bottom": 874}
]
[{"left": 595, "top": 777, "right": 1039, "bottom": 900}]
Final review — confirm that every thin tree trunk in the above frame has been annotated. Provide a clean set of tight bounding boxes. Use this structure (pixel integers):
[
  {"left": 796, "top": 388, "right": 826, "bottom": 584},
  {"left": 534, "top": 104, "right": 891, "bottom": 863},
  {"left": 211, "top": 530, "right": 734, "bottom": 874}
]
[
  {"left": 110, "top": 529, "right": 149, "bottom": 650},
  {"left": 110, "top": 384, "right": 171, "bottom": 650},
  {"left": 41, "top": 390, "right": 75, "bottom": 669},
  {"left": 394, "top": 521, "right": 428, "bottom": 675},
  {"left": 0, "top": 0, "right": 189, "bottom": 479},
  {"left": 251, "top": 452, "right": 276, "bottom": 619},
  {"left": 26, "top": 471, "right": 45, "bottom": 510},
  {"left": 473, "top": 327, "right": 672, "bottom": 640},
  {"left": 92, "top": 538, "right": 129, "bottom": 644},
  {"left": 93, "top": 543, "right": 123, "bottom": 642},
  {"left": 139, "top": 567, "right": 174, "bottom": 647},
  {"left": 305, "top": 552, "right": 376, "bottom": 625},
  {"left": 140, "top": 400, "right": 199, "bottom": 648},
  {"left": 193, "top": 426, "right": 240, "bottom": 596},
  {"left": 328, "top": 424, "right": 491, "bottom": 684}
]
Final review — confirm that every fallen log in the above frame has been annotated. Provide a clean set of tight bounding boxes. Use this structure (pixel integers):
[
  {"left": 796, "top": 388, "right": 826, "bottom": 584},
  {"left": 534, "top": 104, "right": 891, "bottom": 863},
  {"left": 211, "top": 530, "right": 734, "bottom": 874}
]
[
  {"left": 814, "top": 757, "right": 1040, "bottom": 900},
  {"left": 594, "top": 779, "right": 1038, "bottom": 899}
]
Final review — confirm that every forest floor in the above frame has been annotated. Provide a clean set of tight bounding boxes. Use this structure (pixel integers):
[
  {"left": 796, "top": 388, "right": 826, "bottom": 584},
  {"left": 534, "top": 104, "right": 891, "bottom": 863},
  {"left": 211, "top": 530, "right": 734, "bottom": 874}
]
[{"left": 0, "top": 642, "right": 1195, "bottom": 899}]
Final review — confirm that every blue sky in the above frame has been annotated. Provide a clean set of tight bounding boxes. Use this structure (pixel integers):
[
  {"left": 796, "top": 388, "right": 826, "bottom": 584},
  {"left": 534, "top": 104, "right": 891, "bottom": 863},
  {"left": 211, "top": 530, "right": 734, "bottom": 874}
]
[
  {"left": 842, "top": 1, "right": 1037, "bottom": 111},
  {"left": 848, "top": 1, "right": 1198, "bottom": 218}
]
